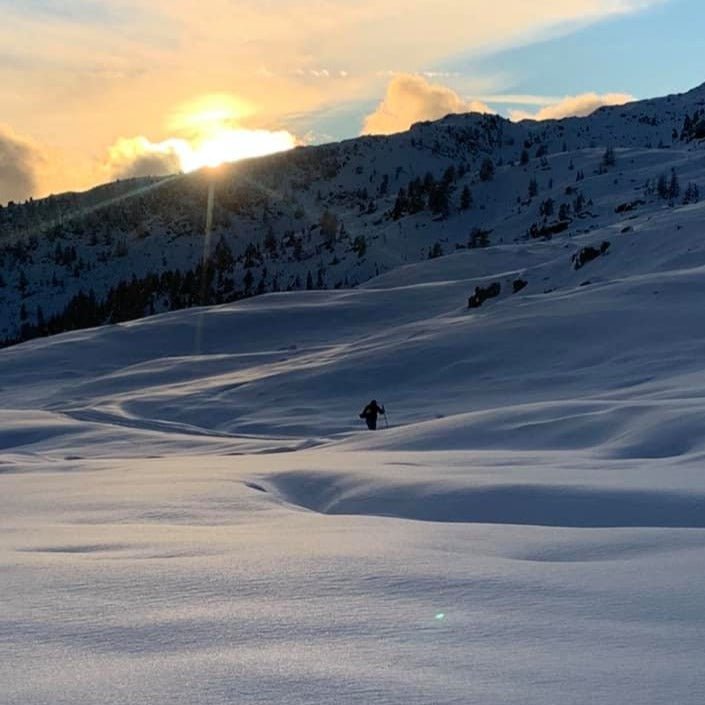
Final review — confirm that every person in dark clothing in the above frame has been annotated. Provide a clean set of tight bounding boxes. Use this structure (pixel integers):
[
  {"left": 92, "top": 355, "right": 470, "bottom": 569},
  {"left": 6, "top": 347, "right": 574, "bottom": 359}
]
[{"left": 360, "top": 399, "right": 385, "bottom": 430}]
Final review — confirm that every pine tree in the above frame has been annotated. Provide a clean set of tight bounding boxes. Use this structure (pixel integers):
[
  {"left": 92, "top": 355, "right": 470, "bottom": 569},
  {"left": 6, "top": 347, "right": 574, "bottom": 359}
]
[
  {"left": 468, "top": 228, "right": 490, "bottom": 248},
  {"left": 681, "top": 114, "right": 693, "bottom": 140},
  {"left": 18, "top": 270, "right": 28, "bottom": 297},
  {"left": 392, "top": 188, "right": 408, "bottom": 220},
  {"left": 320, "top": 210, "right": 338, "bottom": 247},
  {"left": 213, "top": 237, "right": 234, "bottom": 272},
  {"left": 683, "top": 182, "right": 700, "bottom": 204},
  {"left": 293, "top": 237, "right": 303, "bottom": 261},
  {"left": 460, "top": 185, "right": 473, "bottom": 210},
  {"left": 352, "top": 235, "right": 367, "bottom": 258},
  {"left": 428, "top": 242, "right": 443, "bottom": 259},
  {"left": 657, "top": 172, "right": 670, "bottom": 199},
  {"left": 602, "top": 147, "right": 616, "bottom": 168},
  {"left": 574, "top": 192, "right": 586, "bottom": 213},
  {"left": 243, "top": 269, "right": 254, "bottom": 294},
  {"left": 669, "top": 169, "right": 680, "bottom": 200},
  {"left": 264, "top": 227, "right": 278, "bottom": 256},
  {"left": 429, "top": 183, "right": 450, "bottom": 217},
  {"left": 528, "top": 178, "right": 538, "bottom": 199},
  {"left": 479, "top": 158, "right": 495, "bottom": 182},
  {"left": 540, "top": 198, "right": 555, "bottom": 217}
]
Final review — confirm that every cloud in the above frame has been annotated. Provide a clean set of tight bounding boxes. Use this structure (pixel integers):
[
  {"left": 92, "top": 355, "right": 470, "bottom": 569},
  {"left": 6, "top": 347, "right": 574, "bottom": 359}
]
[
  {"left": 105, "top": 136, "right": 183, "bottom": 180},
  {"left": 104, "top": 121, "right": 298, "bottom": 179},
  {"left": 362, "top": 74, "right": 493, "bottom": 135},
  {"left": 509, "top": 92, "right": 635, "bottom": 121},
  {"left": 0, "top": 125, "right": 44, "bottom": 204},
  {"left": 476, "top": 94, "right": 563, "bottom": 106},
  {"left": 1, "top": 2, "right": 662, "bottom": 125},
  {"left": 0, "top": 0, "right": 665, "bottom": 194}
]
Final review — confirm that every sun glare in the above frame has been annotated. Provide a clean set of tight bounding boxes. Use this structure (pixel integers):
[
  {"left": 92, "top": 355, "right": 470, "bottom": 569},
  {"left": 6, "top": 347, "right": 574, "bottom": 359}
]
[
  {"left": 179, "top": 127, "right": 297, "bottom": 172},
  {"left": 169, "top": 93, "right": 254, "bottom": 132},
  {"left": 168, "top": 94, "right": 297, "bottom": 171}
]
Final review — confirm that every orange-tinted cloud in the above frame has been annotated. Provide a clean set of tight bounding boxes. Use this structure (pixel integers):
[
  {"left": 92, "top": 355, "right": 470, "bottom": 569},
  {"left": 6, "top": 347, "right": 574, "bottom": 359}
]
[
  {"left": 0, "top": 125, "right": 44, "bottom": 205},
  {"left": 510, "top": 92, "right": 635, "bottom": 121},
  {"left": 362, "top": 74, "right": 493, "bottom": 135}
]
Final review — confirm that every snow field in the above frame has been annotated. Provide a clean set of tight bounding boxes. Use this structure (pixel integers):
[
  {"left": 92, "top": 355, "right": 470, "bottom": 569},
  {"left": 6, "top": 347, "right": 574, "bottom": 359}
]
[{"left": 3, "top": 194, "right": 705, "bottom": 703}]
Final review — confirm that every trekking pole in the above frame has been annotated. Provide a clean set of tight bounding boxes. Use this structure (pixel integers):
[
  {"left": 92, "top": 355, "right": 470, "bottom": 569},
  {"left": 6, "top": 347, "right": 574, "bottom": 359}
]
[{"left": 383, "top": 407, "right": 389, "bottom": 428}]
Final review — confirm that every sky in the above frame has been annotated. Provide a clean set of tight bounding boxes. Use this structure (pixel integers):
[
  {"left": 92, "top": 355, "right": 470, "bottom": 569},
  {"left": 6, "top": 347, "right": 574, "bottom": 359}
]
[{"left": 0, "top": 0, "right": 702, "bottom": 204}]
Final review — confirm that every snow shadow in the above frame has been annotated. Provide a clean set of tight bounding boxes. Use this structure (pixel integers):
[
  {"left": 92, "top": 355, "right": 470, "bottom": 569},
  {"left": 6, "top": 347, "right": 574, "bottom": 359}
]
[{"left": 267, "top": 472, "right": 705, "bottom": 528}]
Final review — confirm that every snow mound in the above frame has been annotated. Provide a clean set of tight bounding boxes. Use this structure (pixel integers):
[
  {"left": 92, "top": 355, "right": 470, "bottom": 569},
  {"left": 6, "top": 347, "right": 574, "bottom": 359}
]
[{"left": 267, "top": 469, "right": 705, "bottom": 528}]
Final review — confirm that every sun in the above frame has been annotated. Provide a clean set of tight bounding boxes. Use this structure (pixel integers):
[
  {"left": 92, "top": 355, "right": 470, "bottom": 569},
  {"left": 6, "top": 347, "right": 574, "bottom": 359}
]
[
  {"left": 169, "top": 93, "right": 254, "bottom": 132},
  {"left": 181, "top": 127, "right": 297, "bottom": 172},
  {"left": 170, "top": 94, "right": 297, "bottom": 171}
]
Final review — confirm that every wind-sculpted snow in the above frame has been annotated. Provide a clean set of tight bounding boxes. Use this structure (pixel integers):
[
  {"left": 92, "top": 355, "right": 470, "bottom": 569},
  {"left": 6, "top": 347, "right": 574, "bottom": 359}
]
[
  {"left": 266, "top": 467, "right": 705, "bottom": 528},
  {"left": 3, "top": 190, "right": 705, "bottom": 703}
]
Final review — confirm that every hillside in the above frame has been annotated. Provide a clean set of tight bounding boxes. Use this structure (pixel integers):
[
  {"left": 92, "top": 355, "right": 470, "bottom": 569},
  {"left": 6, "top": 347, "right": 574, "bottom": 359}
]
[
  {"left": 3, "top": 167, "right": 705, "bottom": 702},
  {"left": 1, "top": 82, "right": 705, "bottom": 346}
]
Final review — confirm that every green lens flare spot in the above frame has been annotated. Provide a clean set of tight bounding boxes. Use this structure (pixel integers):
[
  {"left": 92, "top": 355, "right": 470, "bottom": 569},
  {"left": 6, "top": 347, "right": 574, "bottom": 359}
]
[{"left": 435, "top": 613, "right": 445, "bottom": 621}]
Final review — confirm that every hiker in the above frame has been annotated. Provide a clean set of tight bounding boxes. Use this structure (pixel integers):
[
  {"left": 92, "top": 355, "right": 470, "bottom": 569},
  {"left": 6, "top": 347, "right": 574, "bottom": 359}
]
[{"left": 360, "top": 399, "right": 385, "bottom": 430}]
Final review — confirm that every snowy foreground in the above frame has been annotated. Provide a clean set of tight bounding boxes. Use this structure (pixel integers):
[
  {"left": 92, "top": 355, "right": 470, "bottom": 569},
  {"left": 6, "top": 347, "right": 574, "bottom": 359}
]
[{"left": 3, "top": 214, "right": 705, "bottom": 704}]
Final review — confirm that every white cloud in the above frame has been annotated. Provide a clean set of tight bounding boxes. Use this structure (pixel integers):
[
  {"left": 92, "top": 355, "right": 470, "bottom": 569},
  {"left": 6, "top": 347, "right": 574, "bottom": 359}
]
[
  {"left": 509, "top": 92, "right": 635, "bottom": 121},
  {"left": 422, "top": 71, "right": 462, "bottom": 79},
  {"left": 105, "top": 136, "right": 184, "bottom": 180},
  {"left": 362, "top": 74, "right": 493, "bottom": 135},
  {"left": 477, "top": 94, "right": 563, "bottom": 106},
  {"left": 104, "top": 124, "right": 298, "bottom": 179}
]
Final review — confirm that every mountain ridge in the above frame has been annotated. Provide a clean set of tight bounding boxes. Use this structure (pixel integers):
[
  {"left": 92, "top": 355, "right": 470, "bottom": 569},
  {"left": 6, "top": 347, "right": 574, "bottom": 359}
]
[{"left": 1, "top": 80, "right": 704, "bottom": 346}]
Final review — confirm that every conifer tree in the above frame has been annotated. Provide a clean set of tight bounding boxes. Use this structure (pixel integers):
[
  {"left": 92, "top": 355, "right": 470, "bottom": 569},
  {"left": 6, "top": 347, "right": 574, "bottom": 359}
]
[
  {"left": 460, "top": 185, "right": 473, "bottom": 211},
  {"left": 479, "top": 158, "right": 495, "bottom": 182}
]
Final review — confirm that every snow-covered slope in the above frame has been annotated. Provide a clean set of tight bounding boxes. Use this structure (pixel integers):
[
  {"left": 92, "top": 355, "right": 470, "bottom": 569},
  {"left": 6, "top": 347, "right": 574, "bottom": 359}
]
[
  {"left": 2, "top": 82, "right": 705, "bottom": 345},
  {"left": 3, "top": 175, "right": 705, "bottom": 703}
]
